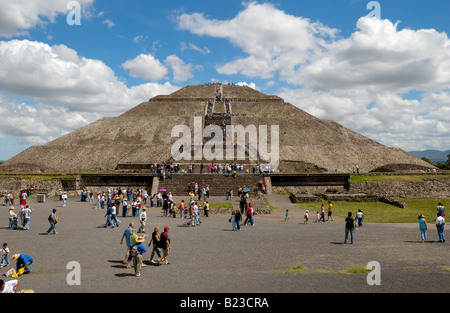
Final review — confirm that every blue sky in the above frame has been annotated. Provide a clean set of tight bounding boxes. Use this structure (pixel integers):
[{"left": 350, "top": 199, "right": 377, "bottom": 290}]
[{"left": 0, "top": 0, "right": 450, "bottom": 160}]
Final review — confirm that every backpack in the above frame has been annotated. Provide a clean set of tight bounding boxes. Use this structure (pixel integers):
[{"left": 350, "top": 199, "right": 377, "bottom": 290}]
[
  {"left": 130, "top": 244, "right": 139, "bottom": 257},
  {"left": 346, "top": 217, "right": 354, "bottom": 229}
]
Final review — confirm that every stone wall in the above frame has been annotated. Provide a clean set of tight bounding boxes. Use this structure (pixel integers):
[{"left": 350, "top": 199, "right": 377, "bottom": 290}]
[
  {"left": 349, "top": 179, "right": 450, "bottom": 199},
  {"left": 0, "top": 177, "right": 63, "bottom": 197}
]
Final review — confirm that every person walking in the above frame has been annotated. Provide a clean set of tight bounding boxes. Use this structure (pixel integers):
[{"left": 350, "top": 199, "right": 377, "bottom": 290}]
[
  {"left": 436, "top": 213, "right": 445, "bottom": 243},
  {"left": 46, "top": 208, "right": 58, "bottom": 235},
  {"left": 138, "top": 207, "right": 147, "bottom": 233},
  {"left": 21, "top": 205, "right": 33, "bottom": 230},
  {"left": 157, "top": 226, "right": 171, "bottom": 265},
  {"left": 418, "top": 215, "right": 427, "bottom": 243},
  {"left": 356, "top": 209, "right": 364, "bottom": 228},
  {"left": 320, "top": 204, "right": 326, "bottom": 222},
  {"left": 62, "top": 192, "right": 67, "bottom": 207},
  {"left": 104, "top": 204, "right": 115, "bottom": 228},
  {"left": 230, "top": 210, "right": 236, "bottom": 231},
  {"left": 130, "top": 236, "right": 146, "bottom": 277},
  {"left": 1, "top": 243, "right": 10, "bottom": 268},
  {"left": 235, "top": 209, "right": 242, "bottom": 231},
  {"left": 148, "top": 226, "right": 162, "bottom": 264},
  {"left": 120, "top": 222, "right": 135, "bottom": 266},
  {"left": 344, "top": 212, "right": 355, "bottom": 244},
  {"left": 327, "top": 201, "right": 334, "bottom": 221}
]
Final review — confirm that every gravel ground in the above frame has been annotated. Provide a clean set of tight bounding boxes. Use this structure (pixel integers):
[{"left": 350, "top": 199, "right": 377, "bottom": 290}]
[{"left": 1, "top": 194, "right": 449, "bottom": 295}]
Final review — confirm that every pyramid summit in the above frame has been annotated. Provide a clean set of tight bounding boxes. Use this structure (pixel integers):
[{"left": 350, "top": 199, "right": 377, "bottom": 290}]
[{"left": 0, "top": 83, "right": 432, "bottom": 173}]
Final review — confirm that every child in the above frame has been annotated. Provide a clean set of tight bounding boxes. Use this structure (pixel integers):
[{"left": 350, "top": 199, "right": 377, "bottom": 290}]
[
  {"left": 284, "top": 209, "right": 289, "bottom": 221},
  {"left": 1, "top": 243, "right": 10, "bottom": 268},
  {"left": 304, "top": 210, "right": 309, "bottom": 223},
  {"left": 315, "top": 211, "right": 320, "bottom": 222}
]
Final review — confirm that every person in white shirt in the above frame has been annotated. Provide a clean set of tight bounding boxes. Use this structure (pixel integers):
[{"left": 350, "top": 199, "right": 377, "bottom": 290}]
[
  {"left": 436, "top": 213, "right": 446, "bottom": 242},
  {"left": 0, "top": 279, "right": 19, "bottom": 293},
  {"left": 21, "top": 205, "right": 33, "bottom": 230},
  {"left": 138, "top": 207, "right": 147, "bottom": 233}
]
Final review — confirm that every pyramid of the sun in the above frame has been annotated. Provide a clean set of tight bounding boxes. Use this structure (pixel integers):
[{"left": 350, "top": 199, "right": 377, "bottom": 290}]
[{"left": 0, "top": 84, "right": 432, "bottom": 173}]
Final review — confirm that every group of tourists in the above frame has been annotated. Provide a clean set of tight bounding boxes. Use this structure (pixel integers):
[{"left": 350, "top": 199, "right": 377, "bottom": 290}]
[
  {"left": 0, "top": 241, "right": 34, "bottom": 293},
  {"left": 120, "top": 222, "right": 171, "bottom": 277},
  {"left": 417, "top": 203, "right": 446, "bottom": 243}
]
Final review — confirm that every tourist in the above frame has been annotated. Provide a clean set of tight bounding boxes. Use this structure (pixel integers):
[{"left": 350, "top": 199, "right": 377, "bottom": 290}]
[
  {"left": 320, "top": 204, "right": 326, "bottom": 222},
  {"left": 327, "top": 201, "right": 334, "bottom": 221},
  {"left": 112, "top": 203, "right": 121, "bottom": 227},
  {"left": 314, "top": 211, "right": 320, "bottom": 222},
  {"left": 235, "top": 209, "right": 242, "bottom": 231},
  {"left": 304, "top": 210, "right": 309, "bottom": 223},
  {"left": 157, "top": 226, "right": 171, "bottom": 265},
  {"left": 46, "top": 208, "right": 58, "bottom": 235},
  {"left": 418, "top": 215, "right": 427, "bottom": 243},
  {"left": 285, "top": 209, "right": 289, "bottom": 222},
  {"left": 62, "top": 192, "right": 67, "bottom": 207},
  {"left": 243, "top": 203, "right": 254, "bottom": 226},
  {"left": 194, "top": 202, "right": 201, "bottom": 225},
  {"left": 1, "top": 243, "right": 10, "bottom": 268},
  {"left": 148, "top": 226, "right": 162, "bottom": 263},
  {"left": 11, "top": 253, "right": 33, "bottom": 274},
  {"left": 436, "top": 213, "right": 445, "bottom": 243},
  {"left": 104, "top": 204, "right": 115, "bottom": 228},
  {"left": 344, "top": 212, "right": 355, "bottom": 244},
  {"left": 138, "top": 207, "right": 147, "bottom": 233},
  {"left": 204, "top": 201, "right": 210, "bottom": 217},
  {"left": 21, "top": 205, "right": 33, "bottom": 230},
  {"left": 356, "top": 209, "right": 364, "bottom": 228},
  {"left": 122, "top": 199, "right": 128, "bottom": 217},
  {"left": 130, "top": 236, "right": 146, "bottom": 277},
  {"left": 0, "top": 279, "right": 19, "bottom": 293},
  {"left": 230, "top": 210, "right": 236, "bottom": 231},
  {"left": 437, "top": 203, "right": 445, "bottom": 217},
  {"left": 8, "top": 207, "right": 16, "bottom": 229},
  {"left": 120, "top": 222, "right": 134, "bottom": 266}
]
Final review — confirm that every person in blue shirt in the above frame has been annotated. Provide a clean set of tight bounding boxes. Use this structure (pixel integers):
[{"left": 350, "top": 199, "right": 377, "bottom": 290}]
[
  {"left": 418, "top": 215, "right": 427, "bottom": 243},
  {"left": 11, "top": 253, "right": 33, "bottom": 274},
  {"left": 131, "top": 236, "right": 147, "bottom": 277}
]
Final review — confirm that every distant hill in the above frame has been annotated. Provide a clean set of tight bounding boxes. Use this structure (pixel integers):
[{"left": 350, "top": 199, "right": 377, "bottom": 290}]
[{"left": 409, "top": 150, "right": 450, "bottom": 164}]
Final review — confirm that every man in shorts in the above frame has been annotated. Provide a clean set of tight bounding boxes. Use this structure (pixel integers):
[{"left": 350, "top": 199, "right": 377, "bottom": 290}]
[{"left": 157, "top": 226, "right": 171, "bottom": 265}]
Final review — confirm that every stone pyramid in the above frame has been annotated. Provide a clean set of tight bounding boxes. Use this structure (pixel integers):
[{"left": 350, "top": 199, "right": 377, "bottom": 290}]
[{"left": 0, "top": 83, "right": 432, "bottom": 173}]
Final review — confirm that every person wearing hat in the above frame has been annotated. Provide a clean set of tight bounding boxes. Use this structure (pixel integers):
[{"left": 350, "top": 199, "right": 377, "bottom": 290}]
[
  {"left": 157, "top": 226, "right": 171, "bottom": 265},
  {"left": 418, "top": 214, "right": 427, "bottom": 243},
  {"left": 11, "top": 253, "right": 33, "bottom": 275},
  {"left": 130, "top": 236, "right": 146, "bottom": 277}
]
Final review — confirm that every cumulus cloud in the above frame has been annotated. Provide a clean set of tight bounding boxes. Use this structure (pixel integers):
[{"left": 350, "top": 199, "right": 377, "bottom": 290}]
[
  {"left": 177, "top": 1, "right": 337, "bottom": 79},
  {"left": 122, "top": 53, "right": 169, "bottom": 81},
  {"left": 0, "top": 0, "right": 95, "bottom": 38},
  {"left": 178, "top": 3, "right": 450, "bottom": 151},
  {"left": 164, "top": 54, "right": 203, "bottom": 82},
  {"left": 0, "top": 39, "right": 179, "bottom": 145}
]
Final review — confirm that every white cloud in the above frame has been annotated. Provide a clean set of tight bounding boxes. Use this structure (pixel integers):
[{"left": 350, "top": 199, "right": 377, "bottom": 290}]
[
  {"left": 178, "top": 3, "right": 450, "bottom": 151},
  {"left": 177, "top": 2, "right": 337, "bottom": 79},
  {"left": 0, "top": 39, "right": 180, "bottom": 144},
  {"left": 122, "top": 53, "right": 169, "bottom": 81},
  {"left": 102, "top": 19, "right": 115, "bottom": 29},
  {"left": 180, "top": 42, "right": 211, "bottom": 55},
  {"left": 0, "top": 0, "right": 95, "bottom": 38},
  {"left": 164, "top": 54, "right": 202, "bottom": 82}
]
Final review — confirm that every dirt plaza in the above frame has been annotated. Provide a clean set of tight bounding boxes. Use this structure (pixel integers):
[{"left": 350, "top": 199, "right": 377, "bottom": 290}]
[{"left": 1, "top": 194, "right": 449, "bottom": 293}]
